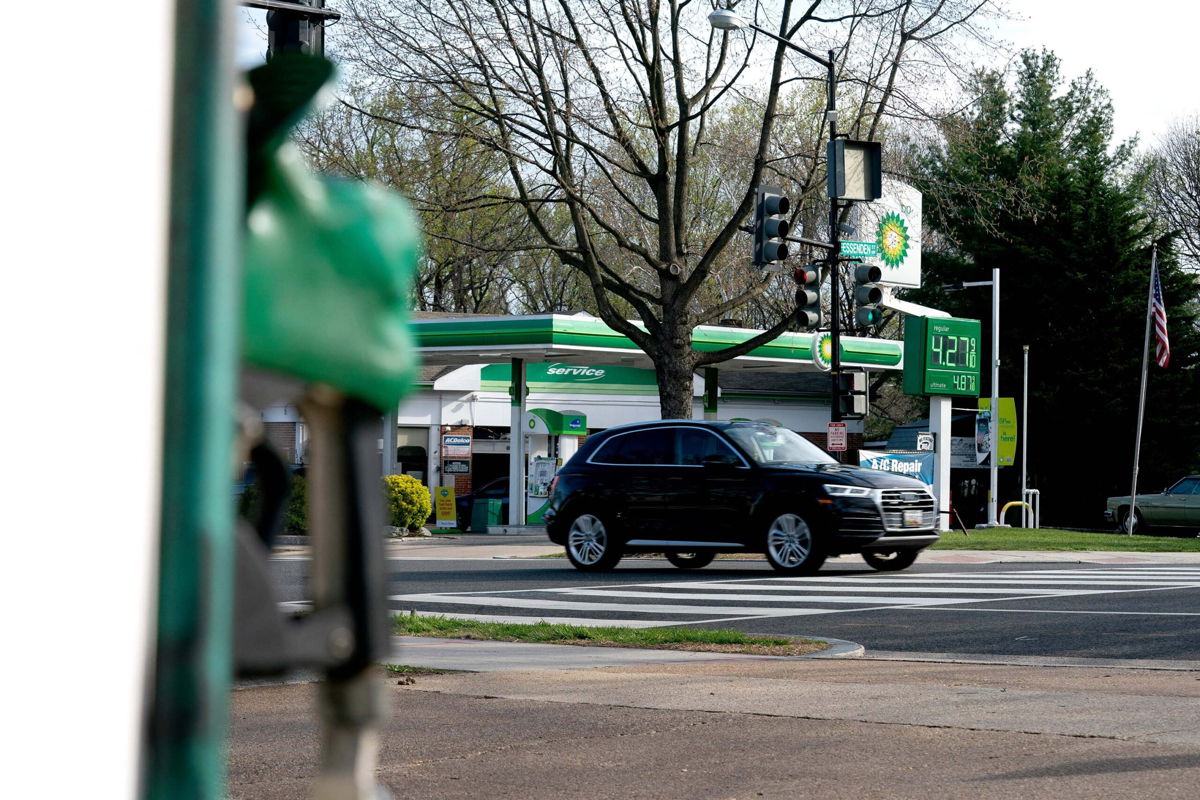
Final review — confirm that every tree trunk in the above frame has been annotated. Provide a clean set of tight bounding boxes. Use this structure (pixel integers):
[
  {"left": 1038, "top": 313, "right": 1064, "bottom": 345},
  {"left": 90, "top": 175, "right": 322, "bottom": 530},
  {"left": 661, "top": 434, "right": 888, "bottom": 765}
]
[{"left": 654, "top": 327, "right": 699, "bottom": 419}]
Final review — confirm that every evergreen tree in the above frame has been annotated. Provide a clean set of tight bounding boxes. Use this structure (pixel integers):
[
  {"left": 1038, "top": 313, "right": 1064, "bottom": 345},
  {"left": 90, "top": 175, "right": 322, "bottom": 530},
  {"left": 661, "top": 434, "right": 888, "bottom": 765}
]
[{"left": 907, "top": 51, "right": 1200, "bottom": 527}]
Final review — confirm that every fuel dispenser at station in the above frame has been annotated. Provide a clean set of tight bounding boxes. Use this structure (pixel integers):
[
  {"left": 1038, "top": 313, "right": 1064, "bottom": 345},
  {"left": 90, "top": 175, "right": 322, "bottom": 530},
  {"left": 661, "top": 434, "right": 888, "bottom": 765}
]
[{"left": 523, "top": 408, "right": 586, "bottom": 523}]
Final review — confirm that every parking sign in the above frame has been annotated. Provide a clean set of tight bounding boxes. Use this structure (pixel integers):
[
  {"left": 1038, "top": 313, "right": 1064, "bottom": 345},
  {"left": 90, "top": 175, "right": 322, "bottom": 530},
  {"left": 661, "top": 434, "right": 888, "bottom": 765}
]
[{"left": 827, "top": 422, "right": 847, "bottom": 452}]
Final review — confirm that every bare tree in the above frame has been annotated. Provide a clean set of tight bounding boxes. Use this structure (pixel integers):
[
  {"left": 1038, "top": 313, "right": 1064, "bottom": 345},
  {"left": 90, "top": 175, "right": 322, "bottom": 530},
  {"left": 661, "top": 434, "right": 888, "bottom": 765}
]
[
  {"left": 335, "top": 0, "right": 1000, "bottom": 417},
  {"left": 1148, "top": 115, "right": 1200, "bottom": 272},
  {"left": 298, "top": 90, "right": 565, "bottom": 313}
]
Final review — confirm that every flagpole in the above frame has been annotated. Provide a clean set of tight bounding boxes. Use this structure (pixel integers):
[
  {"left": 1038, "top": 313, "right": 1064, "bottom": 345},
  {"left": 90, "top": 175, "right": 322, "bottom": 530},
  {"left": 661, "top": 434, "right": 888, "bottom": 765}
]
[{"left": 1127, "top": 243, "right": 1158, "bottom": 535}]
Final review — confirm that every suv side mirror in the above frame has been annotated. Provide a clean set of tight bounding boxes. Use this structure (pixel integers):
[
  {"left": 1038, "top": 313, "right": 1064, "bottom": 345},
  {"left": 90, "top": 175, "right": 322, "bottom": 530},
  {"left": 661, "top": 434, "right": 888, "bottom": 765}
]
[{"left": 703, "top": 453, "right": 740, "bottom": 468}]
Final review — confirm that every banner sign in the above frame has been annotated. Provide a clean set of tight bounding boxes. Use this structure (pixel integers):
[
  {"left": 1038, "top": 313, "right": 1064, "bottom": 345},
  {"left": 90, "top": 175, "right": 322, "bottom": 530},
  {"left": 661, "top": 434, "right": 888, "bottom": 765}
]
[
  {"left": 977, "top": 397, "right": 1017, "bottom": 467},
  {"left": 859, "top": 450, "right": 935, "bottom": 485},
  {"left": 434, "top": 486, "right": 457, "bottom": 528}
]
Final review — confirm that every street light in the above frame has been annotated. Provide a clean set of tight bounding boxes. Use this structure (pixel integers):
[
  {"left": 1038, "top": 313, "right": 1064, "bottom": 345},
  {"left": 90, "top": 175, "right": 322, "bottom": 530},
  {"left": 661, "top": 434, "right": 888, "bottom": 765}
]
[
  {"left": 941, "top": 267, "right": 1001, "bottom": 527},
  {"left": 708, "top": 9, "right": 847, "bottom": 430}
]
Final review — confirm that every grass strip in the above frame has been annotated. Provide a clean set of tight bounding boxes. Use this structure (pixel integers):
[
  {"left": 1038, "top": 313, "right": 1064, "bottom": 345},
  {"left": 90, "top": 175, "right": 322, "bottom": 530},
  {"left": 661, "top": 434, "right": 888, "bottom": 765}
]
[
  {"left": 393, "top": 614, "right": 825, "bottom": 656},
  {"left": 537, "top": 528, "right": 1200, "bottom": 555},
  {"left": 384, "top": 663, "right": 456, "bottom": 675},
  {"left": 931, "top": 527, "right": 1200, "bottom": 551}
]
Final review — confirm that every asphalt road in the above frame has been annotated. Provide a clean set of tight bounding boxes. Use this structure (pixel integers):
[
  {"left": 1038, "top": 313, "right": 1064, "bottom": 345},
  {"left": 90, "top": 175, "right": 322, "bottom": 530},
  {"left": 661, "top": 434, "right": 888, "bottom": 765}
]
[{"left": 269, "top": 554, "right": 1200, "bottom": 663}]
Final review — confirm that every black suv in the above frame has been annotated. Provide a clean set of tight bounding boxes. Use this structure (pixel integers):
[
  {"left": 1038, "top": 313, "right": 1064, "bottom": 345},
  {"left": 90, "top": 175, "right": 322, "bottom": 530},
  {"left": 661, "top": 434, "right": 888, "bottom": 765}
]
[{"left": 543, "top": 420, "right": 937, "bottom": 574}]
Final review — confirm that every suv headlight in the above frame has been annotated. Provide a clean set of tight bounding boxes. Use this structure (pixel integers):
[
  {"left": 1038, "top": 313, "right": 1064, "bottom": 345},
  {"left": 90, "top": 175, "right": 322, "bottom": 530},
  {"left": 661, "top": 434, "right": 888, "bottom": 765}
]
[{"left": 823, "top": 484, "right": 873, "bottom": 498}]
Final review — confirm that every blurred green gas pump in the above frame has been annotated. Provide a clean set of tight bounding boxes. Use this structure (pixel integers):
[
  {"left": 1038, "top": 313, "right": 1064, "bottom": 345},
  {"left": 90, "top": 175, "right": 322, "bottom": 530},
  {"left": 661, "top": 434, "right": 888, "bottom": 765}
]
[
  {"left": 237, "top": 52, "right": 420, "bottom": 799},
  {"left": 147, "top": 39, "right": 420, "bottom": 800}
]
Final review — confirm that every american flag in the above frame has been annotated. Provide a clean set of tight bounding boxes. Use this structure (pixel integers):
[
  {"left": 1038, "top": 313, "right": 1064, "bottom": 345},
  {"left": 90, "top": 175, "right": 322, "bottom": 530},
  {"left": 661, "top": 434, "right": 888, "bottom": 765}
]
[{"left": 1151, "top": 260, "right": 1170, "bottom": 368}]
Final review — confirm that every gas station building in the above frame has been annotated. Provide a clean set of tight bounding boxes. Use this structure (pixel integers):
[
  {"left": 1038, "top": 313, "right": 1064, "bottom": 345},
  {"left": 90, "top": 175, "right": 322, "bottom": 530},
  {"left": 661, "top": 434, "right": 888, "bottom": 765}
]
[{"left": 258, "top": 312, "right": 914, "bottom": 528}]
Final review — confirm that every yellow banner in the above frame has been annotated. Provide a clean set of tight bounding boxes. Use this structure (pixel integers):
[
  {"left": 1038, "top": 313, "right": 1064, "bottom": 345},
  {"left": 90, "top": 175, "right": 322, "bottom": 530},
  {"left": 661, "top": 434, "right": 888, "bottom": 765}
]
[
  {"left": 434, "top": 486, "right": 456, "bottom": 527},
  {"left": 979, "top": 398, "right": 1017, "bottom": 467}
]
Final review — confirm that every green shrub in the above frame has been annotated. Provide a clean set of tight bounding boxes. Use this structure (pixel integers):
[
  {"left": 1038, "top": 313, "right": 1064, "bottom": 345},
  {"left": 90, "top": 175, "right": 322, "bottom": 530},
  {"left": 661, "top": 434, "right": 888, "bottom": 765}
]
[
  {"left": 238, "top": 475, "right": 308, "bottom": 534},
  {"left": 383, "top": 474, "right": 432, "bottom": 531},
  {"left": 283, "top": 476, "right": 307, "bottom": 533}
]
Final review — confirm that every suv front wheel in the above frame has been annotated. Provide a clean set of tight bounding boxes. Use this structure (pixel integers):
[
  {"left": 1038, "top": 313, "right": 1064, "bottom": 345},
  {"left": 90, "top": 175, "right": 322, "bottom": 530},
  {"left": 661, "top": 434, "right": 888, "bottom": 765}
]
[
  {"left": 763, "top": 511, "right": 826, "bottom": 575},
  {"left": 565, "top": 511, "right": 623, "bottom": 571}
]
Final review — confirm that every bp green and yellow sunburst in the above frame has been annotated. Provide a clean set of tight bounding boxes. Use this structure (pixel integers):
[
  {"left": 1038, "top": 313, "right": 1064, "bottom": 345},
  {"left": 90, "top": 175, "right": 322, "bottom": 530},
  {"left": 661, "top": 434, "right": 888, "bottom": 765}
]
[{"left": 876, "top": 212, "right": 910, "bottom": 268}]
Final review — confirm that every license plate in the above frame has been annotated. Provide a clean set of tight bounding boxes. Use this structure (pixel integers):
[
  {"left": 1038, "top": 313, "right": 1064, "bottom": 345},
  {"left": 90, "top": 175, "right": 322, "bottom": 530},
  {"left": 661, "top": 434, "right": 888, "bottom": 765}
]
[{"left": 903, "top": 510, "right": 923, "bottom": 527}]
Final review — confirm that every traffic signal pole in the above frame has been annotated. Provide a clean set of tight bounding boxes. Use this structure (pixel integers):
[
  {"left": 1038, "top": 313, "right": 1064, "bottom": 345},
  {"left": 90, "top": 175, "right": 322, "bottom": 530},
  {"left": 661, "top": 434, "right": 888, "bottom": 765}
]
[
  {"left": 708, "top": 12, "right": 856, "bottom": 445},
  {"left": 825, "top": 51, "right": 843, "bottom": 436}
]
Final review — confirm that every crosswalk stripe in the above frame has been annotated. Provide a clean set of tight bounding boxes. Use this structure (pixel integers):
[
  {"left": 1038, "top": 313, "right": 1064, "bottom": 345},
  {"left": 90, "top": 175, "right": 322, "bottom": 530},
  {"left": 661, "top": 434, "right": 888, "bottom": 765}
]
[
  {"left": 403, "top": 610, "right": 668, "bottom": 627},
  {"left": 768, "top": 576, "right": 1199, "bottom": 586},
  {"left": 626, "top": 583, "right": 1094, "bottom": 595},
  {"left": 541, "top": 588, "right": 1085, "bottom": 604},
  {"left": 390, "top": 592, "right": 845, "bottom": 617}
]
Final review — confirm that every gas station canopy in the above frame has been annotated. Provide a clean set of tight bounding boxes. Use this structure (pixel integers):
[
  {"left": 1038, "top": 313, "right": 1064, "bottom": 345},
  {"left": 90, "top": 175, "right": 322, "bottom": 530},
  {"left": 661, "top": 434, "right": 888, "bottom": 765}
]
[{"left": 411, "top": 313, "right": 904, "bottom": 372}]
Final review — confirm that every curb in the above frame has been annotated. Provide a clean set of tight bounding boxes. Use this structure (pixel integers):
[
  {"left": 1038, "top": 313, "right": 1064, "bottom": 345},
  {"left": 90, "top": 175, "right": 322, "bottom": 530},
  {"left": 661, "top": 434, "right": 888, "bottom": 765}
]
[{"left": 806, "top": 636, "right": 866, "bottom": 659}]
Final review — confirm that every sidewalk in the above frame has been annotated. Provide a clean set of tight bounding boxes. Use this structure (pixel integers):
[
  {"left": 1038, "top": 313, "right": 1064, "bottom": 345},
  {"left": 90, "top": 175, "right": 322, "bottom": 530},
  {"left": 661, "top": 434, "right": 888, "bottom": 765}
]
[{"left": 229, "top": 648, "right": 1200, "bottom": 799}]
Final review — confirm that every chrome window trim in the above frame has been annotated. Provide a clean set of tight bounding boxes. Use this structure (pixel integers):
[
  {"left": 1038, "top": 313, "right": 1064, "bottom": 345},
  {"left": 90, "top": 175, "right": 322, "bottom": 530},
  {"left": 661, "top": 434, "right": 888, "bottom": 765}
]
[
  {"left": 587, "top": 424, "right": 751, "bottom": 469},
  {"left": 625, "top": 539, "right": 747, "bottom": 549}
]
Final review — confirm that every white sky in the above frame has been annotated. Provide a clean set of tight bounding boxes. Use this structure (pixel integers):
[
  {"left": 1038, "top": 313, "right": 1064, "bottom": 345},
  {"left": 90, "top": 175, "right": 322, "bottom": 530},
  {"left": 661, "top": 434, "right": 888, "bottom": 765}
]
[
  {"left": 998, "top": 0, "right": 1200, "bottom": 148},
  {"left": 238, "top": 2, "right": 1200, "bottom": 149}
]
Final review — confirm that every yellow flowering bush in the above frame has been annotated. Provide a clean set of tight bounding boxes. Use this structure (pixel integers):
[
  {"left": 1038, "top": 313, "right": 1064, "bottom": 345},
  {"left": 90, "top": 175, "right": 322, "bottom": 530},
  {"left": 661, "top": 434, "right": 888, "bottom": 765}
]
[{"left": 383, "top": 474, "right": 432, "bottom": 531}]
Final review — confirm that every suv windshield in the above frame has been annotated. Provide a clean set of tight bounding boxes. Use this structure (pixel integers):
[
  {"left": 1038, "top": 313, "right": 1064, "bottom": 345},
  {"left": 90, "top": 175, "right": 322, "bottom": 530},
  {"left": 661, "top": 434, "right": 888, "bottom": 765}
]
[{"left": 724, "top": 423, "right": 836, "bottom": 466}]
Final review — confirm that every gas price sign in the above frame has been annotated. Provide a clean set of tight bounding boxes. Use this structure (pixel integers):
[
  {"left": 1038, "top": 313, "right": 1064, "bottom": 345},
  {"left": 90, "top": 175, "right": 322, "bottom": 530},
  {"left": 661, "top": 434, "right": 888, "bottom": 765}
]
[{"left": 903, "top": 316, "right": 981, "bottom": 397}]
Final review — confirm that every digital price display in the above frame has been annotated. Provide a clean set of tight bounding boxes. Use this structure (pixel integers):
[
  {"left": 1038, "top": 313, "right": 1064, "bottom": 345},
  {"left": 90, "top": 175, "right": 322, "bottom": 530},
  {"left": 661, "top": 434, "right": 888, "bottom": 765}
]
[{"left": 903, "top": 317, "right": 981, "bottom": 397}]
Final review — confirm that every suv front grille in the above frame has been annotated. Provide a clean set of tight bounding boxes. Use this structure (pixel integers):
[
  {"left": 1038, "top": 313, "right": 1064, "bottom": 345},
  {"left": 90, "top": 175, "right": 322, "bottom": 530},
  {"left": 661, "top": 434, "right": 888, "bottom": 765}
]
[{"left": 879, "top": 489, "right": 937, "bottom": 533}]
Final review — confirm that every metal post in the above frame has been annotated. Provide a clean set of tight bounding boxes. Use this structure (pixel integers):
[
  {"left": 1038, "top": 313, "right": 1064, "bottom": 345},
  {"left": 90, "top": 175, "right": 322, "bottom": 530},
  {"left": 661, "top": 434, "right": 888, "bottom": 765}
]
[
  {"left": 381, "top": 407, "right": 397, "bottom": 478},
  {"left": 930, "top": 395, "right": 952, "bottom": 532},
  {"left": 148, "top": 1, "right": 241, "bottom": 797},
  {"left": 1128, "top": 244, "right": 1159, "bottom": 534},
  {"left": 508, "top": 358, "right": 526, "bottom": 528},
  {"left": 1021, "top": 344, "right": 1029, "bottom": 528},
  {"left": 988, "top": 267, "right": 1000, "bottom": 526},
  {"left": 703, "top": 367, "right": 719, "bottom": 420}
]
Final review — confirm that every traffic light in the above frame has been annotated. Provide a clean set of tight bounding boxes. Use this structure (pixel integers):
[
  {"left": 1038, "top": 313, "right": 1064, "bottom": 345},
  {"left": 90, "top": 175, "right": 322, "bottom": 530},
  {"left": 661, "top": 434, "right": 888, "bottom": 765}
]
[
  {"left": 753, "top": 186, "right": 790, "bottom": 267},
  {"left": 794, "top": 265, "right": 821, "bottom": 329},
  {"left": 837, "top": 370, "right": 868, "bottom": 419},
  {"left": 267, "top": 1, "right": 334, "bottom": 58},
  {"left": 853, "top": 263, "right": 883, "bottom": 327}
]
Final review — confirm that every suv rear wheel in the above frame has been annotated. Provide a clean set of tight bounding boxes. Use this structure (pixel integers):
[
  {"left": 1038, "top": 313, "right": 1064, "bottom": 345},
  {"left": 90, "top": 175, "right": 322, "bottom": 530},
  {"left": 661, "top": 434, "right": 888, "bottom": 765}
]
[
  {"left": 665, "top": 552, "right": 716, "bottom": 570},
  {"left": 862, "top": 549, "right": 919, "bottom": 572},
  {"left": 565, "top": 511, "right": 622, "bottom": 571},
  {"left": 764, "top": 512, "right": 826, "bottom": 575}
]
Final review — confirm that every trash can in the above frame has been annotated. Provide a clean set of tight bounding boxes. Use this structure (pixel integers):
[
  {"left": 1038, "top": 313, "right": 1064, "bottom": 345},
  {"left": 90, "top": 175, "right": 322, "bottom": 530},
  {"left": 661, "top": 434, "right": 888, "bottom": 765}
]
[{"left": 471, "top": 498, "right": 505, "bottom": 532}]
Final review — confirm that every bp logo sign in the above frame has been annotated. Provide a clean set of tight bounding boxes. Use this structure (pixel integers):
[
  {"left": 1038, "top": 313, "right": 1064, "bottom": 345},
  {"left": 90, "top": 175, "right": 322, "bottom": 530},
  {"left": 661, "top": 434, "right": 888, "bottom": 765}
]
[
  {"left": 811, "top": 332, "right": 833, "bottom": 372},
  {"left": 876, "top": 211, "right": 910, "bottom": 269},
  {"left": 854, "top": 179, "right": 922, "bottom": 288}
]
